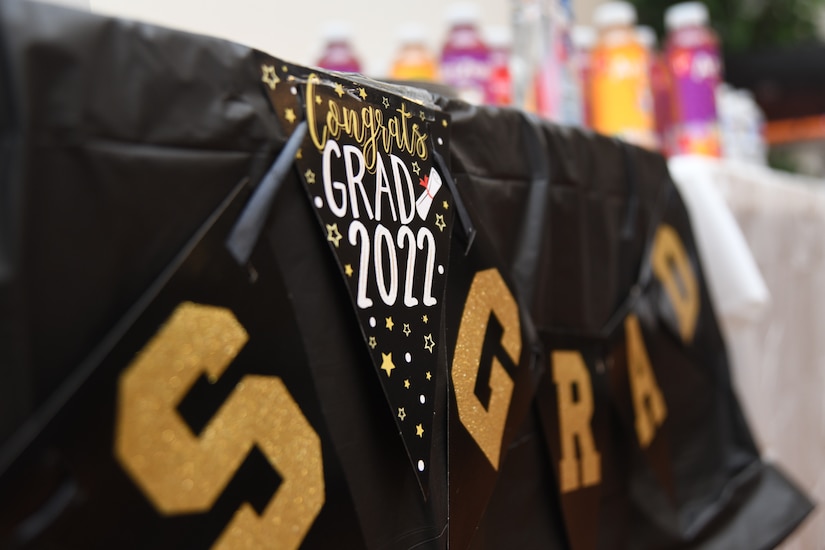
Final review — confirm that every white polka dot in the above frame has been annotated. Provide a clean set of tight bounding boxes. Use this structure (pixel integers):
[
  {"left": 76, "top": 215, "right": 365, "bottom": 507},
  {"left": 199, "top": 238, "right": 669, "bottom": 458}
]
[
  {"left": 417, "top": 460, "right": 425, "bottom": 471},
  {"left": 419, "top": 394, "right": 426, "bottom": 404},
  {"left": 405, "top": 352, "right": 412, "bottom": 363},
  {"left": 369, "top": 317, "right": 376, "bottom": 328},
  {"left": 314, "top": 196, "right": 324, "bottom": 208},
  {"left": 437, "top": 264, "right": 444, "bottom": 275},
  {"left": 290, "top": 86, "right": 297, "bottom": 95},
  {"left": 437, "top": 137, "right": 443, "bottom": 145}
]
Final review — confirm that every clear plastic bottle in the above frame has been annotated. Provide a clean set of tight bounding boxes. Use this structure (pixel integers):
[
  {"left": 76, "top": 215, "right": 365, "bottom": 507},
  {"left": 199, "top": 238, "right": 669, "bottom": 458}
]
[
  {"left": 717, "top": 84, "right": 766, "bottom": 164},
  {"left": 555, "top": 0, "right": 583, "bottom": 125},
  {"left": 664, "top": 2, "right": 722, "bottom": 156},
  {"left": 440, "top": 3, "right": 491, "bottom": 105},
  {"left": 510, "top": 0, "right": 552, "bottom": 115},
  {"left": 389, "top": 23, "right": 439, "bottom": 82},
  {"left": 637, "top": 25, "right": 673, "bottom": 154},
  {"left": 315, "top": 22, "right": 362, "bottom": 73},
  {"left": 572, "top": 25, "right": 596, "bottom": 127},
  {"left": 591, "top": 1, "right": 657, "bottom": 149},
  {"left": 485, "top": 25, "right": 512, "bottom": 106}
]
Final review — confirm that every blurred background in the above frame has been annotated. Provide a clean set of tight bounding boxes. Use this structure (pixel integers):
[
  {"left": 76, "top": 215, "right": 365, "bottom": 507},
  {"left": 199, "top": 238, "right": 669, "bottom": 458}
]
[
  {"left": 50, "top": 0, "right": 825, "bottom": 177},
  {"left": 38, "top": 0, "right": 825, "bottom": 548}
]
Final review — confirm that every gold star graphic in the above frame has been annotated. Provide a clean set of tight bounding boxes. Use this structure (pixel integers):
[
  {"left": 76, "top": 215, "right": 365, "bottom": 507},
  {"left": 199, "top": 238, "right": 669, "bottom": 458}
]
[
  {"left": 442, "top": 119, "right": 448, "bottom": 127},
  {"left": 296, "top": 148, "right": 302, "bottom": 159},
  {"left": 261, "top": 64, "right": 280, "bottom": 90},
  {"left": 282, "top": 64, "right": 288, "bottom": 72},
  {"left": 380, "top": 352, "right": 396, "bottom": 377},
  {"left": 415, "top": 424, "right": 424, "bottom": 438},
  {"left": 344, "top": 264, "right": 354, "bottom": 277},
  {"left": 358, "top": 87, "right": 368, "bottom": 100},
  {"left": 385, "top": 317, "right": 394, "bottom": 331},
  {"left": 404, "top": 379, "right": 410, "bottom": 389},
  {"left": 443, "top": 200, "right": 449, "bottom": 210},
  {"left": 435, "top": 214, "right": 446, "bottom": 232},
  {"left": 368, "top": 336, "right": 377, "bottom": 349},
  {"left": 424, "top": 333, "right": 435, "bottom": 353},
  {"left": 304, "top": 169, "right": 316, "bottom": 184},
  {"left": 334, "top": 83, "right": 345, "bottom": 97},
  {"left": 419, "top": 110, "right": 426, "bottom": 121},
  {"left": 426, "top": 371, "right": 432, "bottom": 381},
  {"left": 422, "top": 314, "right": 428, "bottom": 324},
  {"left": 284, "top": 108, "right": 297, "bottom": 124},
  {"left": 315, "top": 95, "right": 322, "bottom": 105},
  {"left": 326, "top": 223, "right": 343, "bottom": 247},
  {"left": 382, "top": 96, "right": 390, "bottom": 108},
  {"left": 398, "top": 408, "right": 406, "bottom": 421},
  {"left": 411, "top": 161, "right": 421, "bottom": 176},
  {"left": 403, "top": 323, "right": 411, "bottom": 337}
]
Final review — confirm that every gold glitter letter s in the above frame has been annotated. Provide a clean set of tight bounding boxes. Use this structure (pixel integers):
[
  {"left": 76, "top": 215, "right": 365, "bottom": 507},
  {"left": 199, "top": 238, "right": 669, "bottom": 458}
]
[
  {"left": 452, "top": 268, "right": 520, "bottom": 470},
  {"left": 115, "top": 302, "right": 324, "bottom": 550}
]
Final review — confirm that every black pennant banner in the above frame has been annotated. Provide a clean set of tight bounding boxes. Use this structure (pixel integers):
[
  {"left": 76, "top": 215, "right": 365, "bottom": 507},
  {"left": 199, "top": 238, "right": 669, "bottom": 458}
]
[{"left": 258, "top": 56, "right": 455, "bottom": 496}]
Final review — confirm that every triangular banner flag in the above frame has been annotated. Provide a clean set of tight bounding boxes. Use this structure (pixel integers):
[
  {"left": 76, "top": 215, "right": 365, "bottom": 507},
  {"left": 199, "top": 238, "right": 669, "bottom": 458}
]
[{"left": 259, "top": 56, "right": 455, "bottom": 496}]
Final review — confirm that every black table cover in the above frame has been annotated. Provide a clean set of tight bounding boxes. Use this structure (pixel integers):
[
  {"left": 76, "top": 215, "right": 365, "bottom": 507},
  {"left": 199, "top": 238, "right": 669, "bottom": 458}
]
[{"left": 0, "top": 1, "right": 812, "bottom": 549}]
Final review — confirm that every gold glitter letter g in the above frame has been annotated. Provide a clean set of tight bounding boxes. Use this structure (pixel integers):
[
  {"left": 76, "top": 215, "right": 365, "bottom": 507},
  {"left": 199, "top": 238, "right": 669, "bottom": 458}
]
[{"left": 452, "top": 269, "right": 520, "bottom": 470}]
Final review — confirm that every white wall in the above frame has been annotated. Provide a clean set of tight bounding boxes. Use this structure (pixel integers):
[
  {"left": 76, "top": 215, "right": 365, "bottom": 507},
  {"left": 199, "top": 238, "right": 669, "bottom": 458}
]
[
  {"left": 85, "top": 0, "right": 603, "bottom": 77},
  {"left": 88, "top": 0, "right": 513, "bottom": 77},
  {"left": 39, "top": 0, "right": 90, "bottom": 9}
]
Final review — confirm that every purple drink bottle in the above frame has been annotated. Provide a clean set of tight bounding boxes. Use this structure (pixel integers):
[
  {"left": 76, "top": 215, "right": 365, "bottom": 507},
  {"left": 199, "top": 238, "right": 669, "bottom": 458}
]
[
  {"left": 440, "top": 3, "right": 491, "bottom": 105},
  {"left": 316, "top": 22, "right": 362, "bottom": 73},
  {"left": 665, "top": 2, "right": 722, "bottom": 156}
]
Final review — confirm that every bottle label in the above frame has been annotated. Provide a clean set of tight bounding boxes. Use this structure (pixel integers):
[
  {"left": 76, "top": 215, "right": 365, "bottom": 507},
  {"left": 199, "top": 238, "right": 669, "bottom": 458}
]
[
  {"left": 669, "top": 45, "right": 720, "bottom": 123},
  {"left": 669, "top": 44, "right": 722, "bottom": 155},
  {"left": 675, "top": 121, "right": 721, "bottom": 157},
  {"left": 391, "top": 62, "right": 437, "bottom": 82},
  {"left": 591, "top": 42, "right": 656, "bottom": 147},
  {"left": 441, "top": 52, "right": 490, "bottom": 105}
]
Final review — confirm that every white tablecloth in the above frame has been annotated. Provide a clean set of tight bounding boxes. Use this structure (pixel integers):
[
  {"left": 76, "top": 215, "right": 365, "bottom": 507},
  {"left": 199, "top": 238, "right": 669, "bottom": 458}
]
[{"left": 670, "top": 156, "right": 825, "bottom": 549}]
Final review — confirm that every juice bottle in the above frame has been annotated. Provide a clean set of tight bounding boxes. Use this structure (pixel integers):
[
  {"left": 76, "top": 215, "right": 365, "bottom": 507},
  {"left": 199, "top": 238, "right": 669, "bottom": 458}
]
[
  {"left": 665, "top": 2, "right": 722, "bottom": 156},
  {"left": 440, "top": 2, "right": 491, "bottom": 105},
  {"left": 637, "top": 25, "right": 673, "bottom": 154},
  {"left": 572, "top": 25, "right": 596, "bottom": 127},
  {"left": 591, "top": 1, "right": 657, "bottom": 149},
  {"left": 485, "top": 25, "right": 512, "bottom": 106},
  {"left": 389, "top": 23, "right": 439, "bottom": 82},
  {"left": 316, "top": 22, "right": 362, "bottom": 73}
]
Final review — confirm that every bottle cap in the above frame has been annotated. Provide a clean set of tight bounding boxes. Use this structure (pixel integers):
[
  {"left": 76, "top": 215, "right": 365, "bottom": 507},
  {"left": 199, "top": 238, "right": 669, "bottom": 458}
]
[
  {"left": 593, "top": 1, "right": 637, "bottom": 28},
  {"left": 445, "top": 2, "right": 481, "bottom": 25},
  {"left": 397, "top": 23, "right": 428, "bottom": 45},
  {"left": 321, "top": 21, "right": 353, "bottom": 42},
  {"left": 665, "top": 2, "right": 710, "bottom": 30},
  {"left": 636, "top": 25, "right": 657, "bottom": 48},
  {"left": 572, "top": 25, "right": 597, "bottom": 49}
]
